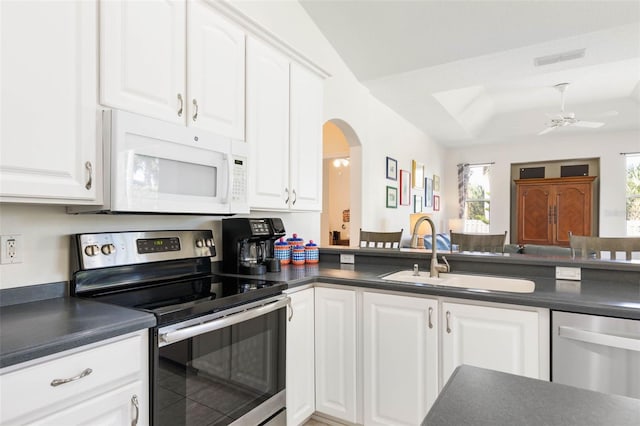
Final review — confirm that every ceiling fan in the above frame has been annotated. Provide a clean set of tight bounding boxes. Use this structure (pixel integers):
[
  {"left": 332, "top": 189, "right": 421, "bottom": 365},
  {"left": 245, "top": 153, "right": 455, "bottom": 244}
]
[{"left": 537, "top": 83, "right": 605, "bottom": 135}]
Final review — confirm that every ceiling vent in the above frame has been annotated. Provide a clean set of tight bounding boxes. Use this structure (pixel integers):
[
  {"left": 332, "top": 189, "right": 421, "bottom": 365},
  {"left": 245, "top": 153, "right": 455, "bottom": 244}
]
[{"left": 534, "top": 48, "right": 586, "bottom": 67}]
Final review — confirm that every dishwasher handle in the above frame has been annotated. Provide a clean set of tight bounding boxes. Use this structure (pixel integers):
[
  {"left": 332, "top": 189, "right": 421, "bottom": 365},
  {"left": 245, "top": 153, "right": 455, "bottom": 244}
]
[
  {"left": 160, "top": 296, "right": 291, "bottom": 346},
  {"left": 558, "top": 326, "right": 640, "bottom": 352}
]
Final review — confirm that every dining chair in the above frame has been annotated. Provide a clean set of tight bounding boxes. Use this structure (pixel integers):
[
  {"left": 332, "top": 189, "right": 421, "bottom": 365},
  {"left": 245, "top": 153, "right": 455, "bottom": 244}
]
[
  {"left": 569, "top": 233, "right": 640, "bottom": 260},
  {"left": 449, "top": 231, "right": 508, "bottom": 253},
  {"left": 359, "top": 228, "right": 403, "bottom": 249}
]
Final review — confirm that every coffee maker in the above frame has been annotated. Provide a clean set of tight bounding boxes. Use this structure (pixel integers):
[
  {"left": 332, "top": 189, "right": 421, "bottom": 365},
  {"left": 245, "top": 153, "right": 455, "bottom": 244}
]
[{"left": 222, "top": 218, "right": 286, "bottom": 274}]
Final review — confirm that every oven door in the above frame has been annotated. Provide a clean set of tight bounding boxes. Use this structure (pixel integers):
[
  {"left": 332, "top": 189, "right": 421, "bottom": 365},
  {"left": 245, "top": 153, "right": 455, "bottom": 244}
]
[
  {"left": 154, "top": 296, "right": 289, "bottom": 426},
  {"left": 108, "top": 109, "right": 237, "bottom": 214}
]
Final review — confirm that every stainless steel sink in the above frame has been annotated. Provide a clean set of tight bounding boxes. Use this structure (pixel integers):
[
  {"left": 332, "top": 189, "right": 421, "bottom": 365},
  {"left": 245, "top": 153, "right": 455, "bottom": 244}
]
[{"left": 381, "top": 270, "right": 535, "bottom": 293}]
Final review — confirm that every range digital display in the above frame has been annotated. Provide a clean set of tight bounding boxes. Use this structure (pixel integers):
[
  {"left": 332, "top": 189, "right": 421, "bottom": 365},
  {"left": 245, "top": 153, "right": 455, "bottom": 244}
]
[{"left": 137, "top": 237, "right": 181, "bottom": 254}]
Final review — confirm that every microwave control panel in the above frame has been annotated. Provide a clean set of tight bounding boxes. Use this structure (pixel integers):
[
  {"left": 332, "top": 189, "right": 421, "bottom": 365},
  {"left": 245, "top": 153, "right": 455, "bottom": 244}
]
[{"left": 231, "top": 155, "right": 247, "bottom": 203}]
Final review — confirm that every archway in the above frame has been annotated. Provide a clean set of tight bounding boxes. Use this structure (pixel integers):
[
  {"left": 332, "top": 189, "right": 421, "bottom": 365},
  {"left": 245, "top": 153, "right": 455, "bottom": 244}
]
[{"left": 321, "top": 119, "right": 362, "bottom": 247}]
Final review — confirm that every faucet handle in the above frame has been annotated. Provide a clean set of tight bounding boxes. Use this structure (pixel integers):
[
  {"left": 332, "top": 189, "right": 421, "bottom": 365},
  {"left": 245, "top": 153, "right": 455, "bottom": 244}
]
[{"left": 441, "top": 256, "right": 450, "bottom": 272}]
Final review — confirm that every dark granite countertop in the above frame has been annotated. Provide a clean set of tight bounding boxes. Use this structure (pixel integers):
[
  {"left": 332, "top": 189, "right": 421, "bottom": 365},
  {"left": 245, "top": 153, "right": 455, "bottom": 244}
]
[
  {"left": 423, "top": 365, "right": 640, "bottom": 425},
  {"left": 2, "top": 250, "right": 638, "bottom": 370},
  {"left": 0, "top": 297, "right": 156, "bottom": 369}
]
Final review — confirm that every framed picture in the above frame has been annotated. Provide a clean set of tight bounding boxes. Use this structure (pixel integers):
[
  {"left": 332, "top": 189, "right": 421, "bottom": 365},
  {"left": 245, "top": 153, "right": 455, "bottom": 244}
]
[
  {"left": 412, "top": 160, "right": 424, "bottom": 189},
  {"left": 413, "top": 195, "right": 423, "bottom": 213},
  {"left": 386, "top": 157, "right": 397, "bottom": 180},
  {"left": 433, "top": 174, "right": 440, "bottom": 192},
  {"left": 386, "top": 186, "right": 398, "bottom": 208},
  {"left": 399, "top": 169, "right": 411, "bottom": 205},
  {"left": 433, "top": 195, "right": 440, "bottom": 211},
  {"left": 425, "top": 177, "right": 433, "bottom": 207}
]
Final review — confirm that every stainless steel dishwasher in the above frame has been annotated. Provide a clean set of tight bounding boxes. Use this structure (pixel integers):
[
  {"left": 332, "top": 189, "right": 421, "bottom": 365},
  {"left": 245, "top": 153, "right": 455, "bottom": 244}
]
[{"left": 552, "top": 311, "right": 640, "bottom": 399}]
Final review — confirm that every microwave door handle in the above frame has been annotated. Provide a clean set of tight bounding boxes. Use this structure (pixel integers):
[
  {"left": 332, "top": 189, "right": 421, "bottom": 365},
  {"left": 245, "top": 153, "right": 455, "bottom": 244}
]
[
  {"left": 558, "top": 326, "right": 640, "bottom": 352},
  {"left": 159, "top": 296, "right": 291, "bottom": 346},
  {"left": 222, "top": 153, "right": 232, "bottom": 204}
]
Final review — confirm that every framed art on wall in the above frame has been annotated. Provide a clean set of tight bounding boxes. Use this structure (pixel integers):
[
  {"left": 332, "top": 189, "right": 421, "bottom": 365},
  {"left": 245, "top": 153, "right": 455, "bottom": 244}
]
[
  {"left": 386, "top": 186, "right": 398, "bottom": 208},
  {"left": 386, "top": 157, "right": 397, "bottom": 180},
  {"left": 433, "top": 174, "right": 440, "bottom": 192},
  {"left": 414, "top": 195, "right": 423, "bottom": 213},
  {"left": 433, "top": 194, "right": 440, "bottom": 211},
  {"left": 412, "top": 160, "right": 424, "bottom": 189},
  {"left": 425, "top": 177, "right": 433, "bottom": 208},
  {"left": 400, "top": 169, "right": 410, "bottom": 205}
]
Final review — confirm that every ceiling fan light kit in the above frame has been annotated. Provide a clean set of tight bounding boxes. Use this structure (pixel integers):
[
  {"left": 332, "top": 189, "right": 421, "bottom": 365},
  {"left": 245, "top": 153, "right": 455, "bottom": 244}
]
[{"left": 538, "top": 82, "right": 605, "bottom": 135}]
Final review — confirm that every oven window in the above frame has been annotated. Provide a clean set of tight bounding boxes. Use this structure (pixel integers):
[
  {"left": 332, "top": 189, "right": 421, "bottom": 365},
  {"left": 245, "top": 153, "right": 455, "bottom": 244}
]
[{"left": 156, "top": 308, "right": 285, "bottom": 425}]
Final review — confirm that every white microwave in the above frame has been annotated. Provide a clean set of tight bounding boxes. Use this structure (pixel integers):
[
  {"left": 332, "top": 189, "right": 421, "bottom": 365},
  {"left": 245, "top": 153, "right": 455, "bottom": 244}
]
[{"left": 69, "top": 110, "right": 248, "bottom": 215}]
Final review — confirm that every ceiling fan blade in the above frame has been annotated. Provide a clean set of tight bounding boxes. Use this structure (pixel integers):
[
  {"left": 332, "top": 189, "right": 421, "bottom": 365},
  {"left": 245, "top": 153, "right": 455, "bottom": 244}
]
[
  {"left": 573, "top": 120, "right": 605, "bottom": 128},
  {"left": 537, "top": 126, "right": 557, "bottom": 135}
]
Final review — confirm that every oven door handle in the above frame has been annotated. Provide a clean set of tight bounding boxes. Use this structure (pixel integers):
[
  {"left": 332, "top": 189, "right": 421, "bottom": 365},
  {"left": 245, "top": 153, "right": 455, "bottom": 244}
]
[{"left": 159, "top": 296, "right": 291, "bottom": 346}]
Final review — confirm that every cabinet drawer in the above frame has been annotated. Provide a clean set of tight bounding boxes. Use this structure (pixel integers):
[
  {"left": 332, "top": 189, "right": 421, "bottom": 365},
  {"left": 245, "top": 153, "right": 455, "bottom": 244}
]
[{"left": 0, "top": 334, "right": 142, "bottom": 424}]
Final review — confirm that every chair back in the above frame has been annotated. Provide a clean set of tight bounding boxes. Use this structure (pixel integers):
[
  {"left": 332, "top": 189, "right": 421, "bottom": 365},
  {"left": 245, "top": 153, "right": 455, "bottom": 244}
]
[
  {"left": 569, "top": 233, "right": 640, "bottom": 260},
  {"left": 450, "top": 231, "right": 507, "bottom": 253},
  {"left": 359, "top": 229, "right": 403, "bottom": 249}
]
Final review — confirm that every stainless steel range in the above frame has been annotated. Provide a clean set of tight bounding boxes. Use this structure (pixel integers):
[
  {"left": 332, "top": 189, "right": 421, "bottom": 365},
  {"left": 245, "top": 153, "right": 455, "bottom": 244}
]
[{"left": 70, "top": 230, "right": 288, "bottom": 426}]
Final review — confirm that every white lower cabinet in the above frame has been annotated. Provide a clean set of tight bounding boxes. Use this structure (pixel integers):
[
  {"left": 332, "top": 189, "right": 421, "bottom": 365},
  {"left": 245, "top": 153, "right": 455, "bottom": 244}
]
[
  {"left": 363, "top": 292, "right": 439, "bottom": 426},
  {"left": 0, "top": 331, "right": 148, "bottom": 426},
  {"left": 314, "top": 287, "right": 358, "bottom": 423},
  {"left": 441, "top": 300, "right": 549, "bottom": 386},
  {"left": 286, "top": 288, "right": 316, "bottom": 426}
]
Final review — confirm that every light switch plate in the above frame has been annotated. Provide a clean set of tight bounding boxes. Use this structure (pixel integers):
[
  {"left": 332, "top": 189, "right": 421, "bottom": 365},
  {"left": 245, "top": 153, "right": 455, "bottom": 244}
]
[
  {"left": 556, "top": 266, "right": 581, "bottom": 281},
  {"left": 340, "top": 253, "right": 355, "bottom": 264}
]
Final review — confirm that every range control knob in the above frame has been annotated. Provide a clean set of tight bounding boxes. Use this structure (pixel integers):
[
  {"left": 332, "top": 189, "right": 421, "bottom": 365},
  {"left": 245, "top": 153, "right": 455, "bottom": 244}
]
[
  {"left": 84, "top": 245, "right": 100, "bottom": 257},
  {"left": 101, "top": 244, "right": 116, "bottom": 255},
  {"left": 205, "top": 238, "right": 214, "bottom": 247},
  {"left": 195, "top": 239, "right": 204, "bottom": 248}
]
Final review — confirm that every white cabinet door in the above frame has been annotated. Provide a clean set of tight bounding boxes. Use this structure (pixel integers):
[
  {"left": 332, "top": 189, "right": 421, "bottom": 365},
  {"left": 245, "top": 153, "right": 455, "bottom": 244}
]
[
  {"left": 441, "top": 301, "right": 542, "bottom": 386},
  {"left": 100, "top": 0, "right": 186, "bottom": 125},
  {"left": 286, "top": 288, "right": 315, "bottom": 426},
  {"left": 28, "top": 381, "right": 143, "bottom": 426},
  {"left": 314, "top": 287, "right": 357, "bottom": 423},
  {"left": 363, "top": 292, "right": 438, "bottom": 426},
  {"left": 246, "top": 36, "right": 290, "bottom": 210},
  {"left": 0, "top": 0, "right": 97, "bottom": 203},
  {"left": 289, "top": 63, "right": 324, "bottom": 211},
  {"left": 187, "top": 0, "right": 245, "bottom": 139}
]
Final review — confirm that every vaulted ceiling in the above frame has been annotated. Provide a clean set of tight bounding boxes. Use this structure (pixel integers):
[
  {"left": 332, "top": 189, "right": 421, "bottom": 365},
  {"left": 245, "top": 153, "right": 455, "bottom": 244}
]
[{"left": 300, "top": 0, "right": 640, "bottom": 146}]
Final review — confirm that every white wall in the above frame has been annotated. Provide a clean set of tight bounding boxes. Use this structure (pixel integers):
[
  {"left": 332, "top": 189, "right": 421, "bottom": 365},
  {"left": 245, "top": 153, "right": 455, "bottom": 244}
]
[
  {"left": 0, "top": 1, "right": 445, "bottom": 288},
  {"left": 442, "top": 129, "right": 640, "bottom": 238}
]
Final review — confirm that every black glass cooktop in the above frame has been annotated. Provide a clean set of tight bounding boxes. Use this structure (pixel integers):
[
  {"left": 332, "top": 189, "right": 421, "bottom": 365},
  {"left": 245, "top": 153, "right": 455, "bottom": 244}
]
[{"left": 89, "top": 274, "right": 287, "bottom": 326}]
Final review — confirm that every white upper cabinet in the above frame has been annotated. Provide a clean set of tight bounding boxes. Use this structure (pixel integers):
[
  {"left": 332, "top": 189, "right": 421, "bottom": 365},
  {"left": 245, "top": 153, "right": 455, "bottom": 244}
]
[
  {"left": 100, "top": 0, "right": 245, "bottom": 139},
  {"left": 246, "top": 36, "right": 291, "bottom": 209},
  {"left": 0, "top": 0, "right": 98, "bottom": 203},
  {"left": 187, "top": 0, "right": 245, "bottom": 139},
  {"left": 246, "top": 38, "right": 324, "bottom": 211},
  {"left": 289, "top": 63, "right": 324, "bottom": 211},
  {"left": 100, "top": 0, "right": 186, "bottom": 125}
]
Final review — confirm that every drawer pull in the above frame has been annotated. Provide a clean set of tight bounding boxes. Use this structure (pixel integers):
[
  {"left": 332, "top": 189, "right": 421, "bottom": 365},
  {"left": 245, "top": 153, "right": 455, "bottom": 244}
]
[
  {"left": 428, "top": 307, "right": 433, "bottom": 329},
  {"left": 50, "top": 368, "right": 92, "bottom": 387}
]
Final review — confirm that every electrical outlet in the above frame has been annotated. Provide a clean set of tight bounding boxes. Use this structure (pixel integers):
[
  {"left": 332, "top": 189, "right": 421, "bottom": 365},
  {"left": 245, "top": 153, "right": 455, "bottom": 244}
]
[
  {"left": 340, "top": 253, "right": 355, "bottom": 264},
  {"left": 556, "top": 266, "right": 580, "bottom": 281},
  {"left": 1, "top": 235, "right": 23, "bottom": 264}
]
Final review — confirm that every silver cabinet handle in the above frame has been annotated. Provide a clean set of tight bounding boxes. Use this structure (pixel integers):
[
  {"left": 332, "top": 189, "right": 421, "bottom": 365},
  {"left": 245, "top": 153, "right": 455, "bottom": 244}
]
[
  {"left": 131, "top": 395, "right": 139, "bottom": 426},
  {"left": 446, "top": 311, "right": 451, "bottom": 334},
  {"left": 284, "top": 187, "right": 289, "bottom": 204},
  {"left": 84, "top": 161, "right": 92, "bottom": 190},
  {"left": 558, "top": 326, "right": 640, "bottom": 352},
  {"left": 288, "top": 303, "right": 294, "bottom": 322},
  {"left": 50, "top": 368, "right": 92, "bottom": 387},
  {"left": 428, "top": 307, "right": 433, "bottom": 329},
  {"left": 292, "top": 189, "right": 297, "bottom": 206},
  {"left": 177, "top": 93, "right": 183, "bottom": 117},
  {"left": 192, "top": 98, "right": 198, "bottom": 121}
]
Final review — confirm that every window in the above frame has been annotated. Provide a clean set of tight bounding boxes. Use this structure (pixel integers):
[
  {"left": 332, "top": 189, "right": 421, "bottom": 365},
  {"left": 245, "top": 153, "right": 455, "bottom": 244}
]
[
  {"left": 464, "top": 164, "right": 491, "bottom": 233},
  {"left": 627, "top": 154, "right": 640, "bottom": 236}
]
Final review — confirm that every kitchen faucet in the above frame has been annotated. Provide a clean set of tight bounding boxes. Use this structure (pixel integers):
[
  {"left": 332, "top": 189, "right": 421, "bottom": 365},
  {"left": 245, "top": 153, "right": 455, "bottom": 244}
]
[{"left": 410, "top": 215, "right": 450, "bottom": 277}]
